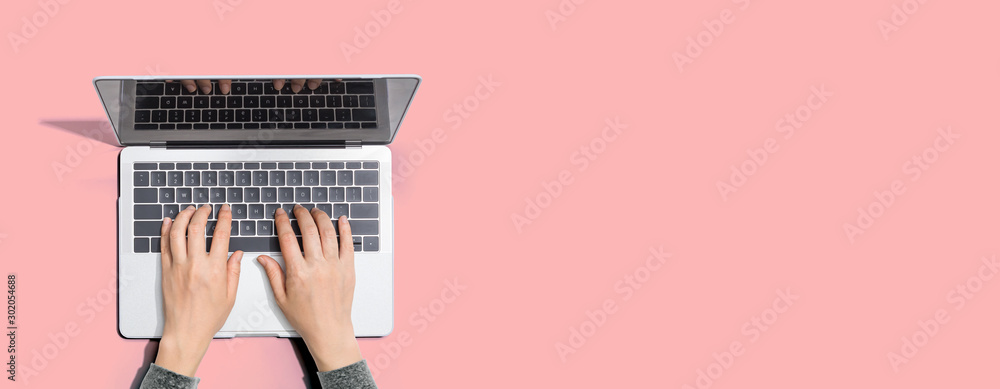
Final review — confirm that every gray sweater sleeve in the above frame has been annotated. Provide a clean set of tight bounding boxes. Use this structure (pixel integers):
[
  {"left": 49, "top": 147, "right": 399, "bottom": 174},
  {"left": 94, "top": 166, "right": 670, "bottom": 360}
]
[
  {"left": 317, "top": 360, "right": 378, "bottom": 389},
  {"left": 138, "top": 363, "right": 200, "bottom": 389},
  {"left": 137, "top": 359, "right": 376, "bottom": 389}
]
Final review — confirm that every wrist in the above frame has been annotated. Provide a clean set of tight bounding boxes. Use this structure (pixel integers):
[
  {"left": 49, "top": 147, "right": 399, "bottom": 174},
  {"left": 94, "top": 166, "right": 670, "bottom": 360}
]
[
  {"left": 155, "top": 333, "right": 210, "bottom": 377},
  {"left": 304, "top": 330, "right": 362, "bottom": 372}
]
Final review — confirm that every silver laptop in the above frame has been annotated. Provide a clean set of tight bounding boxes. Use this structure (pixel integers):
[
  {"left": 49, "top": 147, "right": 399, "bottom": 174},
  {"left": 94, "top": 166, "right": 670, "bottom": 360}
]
[{"left": 94, "top": 75, "right": 420, "bottom": 338}]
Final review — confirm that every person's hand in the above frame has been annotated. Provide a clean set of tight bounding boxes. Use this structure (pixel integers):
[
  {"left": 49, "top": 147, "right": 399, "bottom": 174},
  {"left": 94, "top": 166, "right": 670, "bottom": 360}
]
[
  {"left": 155, "top": 204, "right": 244, "bottom": 376},
  {"left": 257, "top": 206, "right": 362, "bottom": 371},
  {"left": 178, "top": 79, "right": 323, "bottom": 94}
]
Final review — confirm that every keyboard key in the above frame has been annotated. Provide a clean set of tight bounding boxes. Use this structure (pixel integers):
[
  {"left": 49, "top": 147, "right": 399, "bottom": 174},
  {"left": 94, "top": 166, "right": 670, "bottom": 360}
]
[
  {"left": 249, "top": 204, "right": 264, "bottom": 219},
  {"left": 211, "top": 96, "right": 226, "bottom": 108},
  {"left": 227, "top": 96, "right": 242, "bottom": 108},
  {"left": 176, "top": 188, "right": 191, "bottom": 203},
  {"left": 344, "top": 122, "right": 360, "bottom": 129},
  {"left": 134, "top": 171, "right": 149, "bottom": 186},
  {"left": 317, "top": 203, "right": 332, "bottom": 216},
  {"left": 206, "top": 221, "right": 217, "bottom": 235},
  {"left": 352, "top": 109, "right": 376, "bottom": 122},
  {"left": 168, "top": 171, "right": 183, "bottom": 186},
  {"left": 210, "top": 188, "right": 226, "bottom": 203},
  {"left": 330, "top": 162, "right": 345, "bottom": 169},
  {"left": 303, "top": 109, "right": 318, "bottom": 122},
  {"left": 333, "top": 203, "right": 349, "bottom": 218},
  {"left": 335, "top": 109, "right": 351, "bottom": 121},
  {"left": 177, "top": 97, "right": 193, "bottom": 109},
  {"left": 343, "top": 219, "right": 378, "bottom": 235},
  {"left": 261, "top": 95, "right": 276, "bottom": 107},
  {"left": 309, "top": 95, "right": 325, "bottom": 107},
  {"left": 151, "top": 171, "right": 166, "bottom": 186},
  {"left": 321, "top": 170, "right": 337, "bottom": 185},
  {"left": 225, "top": 237, "right": 280, "bottom": 252},
  {"left": 193, "top": 188, "right": 209, "bottom": 203},
  {"left": 210, "top": 163, "right": 225, "bottom": 169},
  {"left": 363, "top": 236, "right": 379, "bottom": 252},
  {"left": 232, "top": 204, "right": 247, "bottom": 219},
  {"left": 294, "top": 95, "right": 309, "bottom": 107},
  {"left": 360, "top": 95, "right": 375, "bottom": 107},
  {"left": 136, "top": 97, "right": 159, "bottom": 109},
  {"left": 150, "top": 237, "right": 161, "bottom": 253},
  {"left": 337, "top": 171, "right": 352, "bottom": 185},
  {"left": 295, "top": 188, "right": 310, "bottom": 202},
  {"left": 194, "top": 163, "right": 208, "bottom": 169},
  {"left": 278, "top": 188, "right": 294, "bottom": 202},
  {"left": 363, "top": 187, "right": 378, "bottom": 202},
  {"left": 227, "top": 163, "right": 242, "bottom": 169},
  {"left": 135, "top": 110, "right": 151, "bottom": 123},
  {"left": 248, "top": 82, "right": 263, "bottom": 94},
  {"left": 252, "top": 109, "right": 267, "bottom": 122},
  {"left": 161, "top": 97, "right": 176, "bottom": 109},
  {"left": 285, "top": 109, "right": 301, "bottom": 121},
  {"left": 354, "top": 237, "right": 363, "bottom": 252},
  {"left": 257, "top": 220, "right": 274, "bottom": 236},
  {"left": 236, "top": 109, "right": 251, "bottom": 122},
  {"left": 347, "top": 82, "right": 374, "bottom": 94},
  {"left": 269, "top": 109, "right": 284, "bottom": 121},
  {"left": 163, "top": 205, "right": 179, "bottom": 219},
  {"left": 331, "top": 82, "right": 346, "bottom": 94},
  {"left": 346, "top": 187, "right": 362, "bottom": 202},
  {"left": 252, "top": 171, "right": 268, "bottom": 186},
  {"left": 244, "top": 187, "right": 260, "bottom": 202},
  {"left": 220, "top": 171, "right": 234, "bottom": 186},
  {"left": 361, "top": 122, "right": 377, "bottom": 129},
  {"left": 164, "top": 83, "right": 181, "bottom": 95},
  {"left": 343, "top": 96, "right": 359, "bottom": 107},
  {"left": 261, "top": 187, "right": 277, "bottom": 202},
  {"left": 319, "top": 109, "right": 336, "bottom": 121},
  {"left": 330, "top": 187, "right": 345, "bottom": 202},
  {"left": 151, "top": 110, "right": 168, "bottom": 122},
  {"left": 288, "top": 171, "right": 302, "bottom": 186},
  {"left": 185, "top": 110, "right": 201, "bottom": 122},
  {"left": 220, "top": 109, "right": 234, "bottom": 122},
  {"left": 194, "top": 96, "right": 210, "bottom": 108},
  {"left": 134, "top": 205, "right": 161, "bottom": 219},
  {"left": 269, "top": 171, "right": 285, "bottom": 186},
  {"left": 277, "top": 96, "right": 292, "bottom": 107},
  {"left": 362, "top": 162, "right": 378, "bottom": 169},
  {"left": 227, "top": 188, "right": 243, "bottom": 203},
  {"left": 202, "top": 109, "right": 218, "bottom": 122},
  {"left": 244, "top": 96, "right": 260, "bottom": 108},
  {"left": 136, "top": 83, "right": 164, "bottom": 95},
  {"left": 159, "top": 188, "right": 174, "bottom": 203},
  {"left": 354, "top": 170, "right": 377, "bottom": 185},
  {"left": 184, "top": 171, "right": 200, "bottom": 186},
  {"left": 350, "top": 203, "right": 378, "bottom": 218},
  {"left": 202, "top": 171, "right": 218, "bottom": 186},
  {"left": 312, "top": 187, "right": 328, "bottom": 202},
  {"left": 240, "top": 221, "right": 255, "bottom": 235},
  {"left": 236, "top": 171, "right": 251, "bottom": 186},
  {"left": 304, "top": 171, "right": 319, "bottom": 186},
  {"left": 134, "top": 221, "right": 162, "bottom": 236},
  {"left": 134, "top": 163, "right": 158, "bottom": 170},
  {"left": 266, "top": 204, "right": 280, "bottom": 218},
  {"left": 278, "top": 162, "right": 294, "bottom": 169},
  {"left": 177, "top": 163, "right": 192, "bottom": 170},
  {"left": 231, "top": 83, "right": 247, "bottom": 95},
  {"left": 135, "top": 238, "right": 149, "bottom": 253}
]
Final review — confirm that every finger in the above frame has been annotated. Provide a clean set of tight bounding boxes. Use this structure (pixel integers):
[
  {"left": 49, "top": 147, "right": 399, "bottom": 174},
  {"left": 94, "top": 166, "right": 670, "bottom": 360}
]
[
  {"left": 226, "top": 251, "right": 243, "bottom": 302},
  {"left": 338, "top": 216, "right": 355, "bottom": 269},
  {"left": 160, "top": 217, "right": 173, "bottom": 268},
  {"left": 211, "top": 204, "right": 233, "bottom": 258},
  {"left": 290, "top": 79, "right": 306, "bottom": 93},
  {"left": 272, "top": 79, "right": 285, "bottom": 90},
  {"left": 181, "top": 80, "right": 198, "bottom": 93},
  {"left": 256, "top": 255, "right": 287, "bottom": 303},
  {"left": 293, "top": 204, "right": 323, "bottom": 260},
  {"left": 311, "top": 207, "right": 339, "bottom": 260},
  {"left": 219, "top": 79, "right": 231, "bottom": 94},
  {"left": 170, "top": 205, "right": 197, "bottom": 263},
  {"left": 306, "top": 79, "right": 322, "bottom": 90},
  {"left": 273, "top": 208, "right": 303, "bottom": 267},
  {"left": 186, "top": 204, "right": 212, "bottom": 257},
  {"left": 196, "top": 80, "right": 213, "bottom": 94}
]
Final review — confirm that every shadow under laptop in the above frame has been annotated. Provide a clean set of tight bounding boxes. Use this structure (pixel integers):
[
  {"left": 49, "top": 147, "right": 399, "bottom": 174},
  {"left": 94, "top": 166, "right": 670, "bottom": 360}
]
[
  {"left": 39, "top": 119, "right": 120, "bottom": 147},
  {"left": 128, "top": 340, "right": 159, "bottom": 389}
]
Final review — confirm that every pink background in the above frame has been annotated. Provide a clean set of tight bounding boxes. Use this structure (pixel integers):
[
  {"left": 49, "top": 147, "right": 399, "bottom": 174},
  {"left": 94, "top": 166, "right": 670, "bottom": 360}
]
[{"left": 3, "top": 0, "right": 1000, "bottom": 387}]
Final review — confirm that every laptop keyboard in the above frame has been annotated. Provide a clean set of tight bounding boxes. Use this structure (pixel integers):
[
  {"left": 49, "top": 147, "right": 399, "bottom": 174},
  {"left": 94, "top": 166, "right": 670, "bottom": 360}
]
[
  {"left": 132, "top": 80, "right": 378, "bottom": 130},
  {"left": 131, "top": 161, "right": 380, "bottom": 254}
]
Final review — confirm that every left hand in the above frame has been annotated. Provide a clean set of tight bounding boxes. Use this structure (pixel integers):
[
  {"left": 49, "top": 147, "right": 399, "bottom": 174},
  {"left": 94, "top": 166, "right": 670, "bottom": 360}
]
[{"left": 154, "top": 204, "right": 243, "bottom": 376}]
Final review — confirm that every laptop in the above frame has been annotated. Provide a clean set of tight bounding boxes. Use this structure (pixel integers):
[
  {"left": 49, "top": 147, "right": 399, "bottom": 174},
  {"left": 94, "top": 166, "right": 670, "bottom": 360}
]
[{"left": 94, "top": 75, "right": 421, "bottom": 338}]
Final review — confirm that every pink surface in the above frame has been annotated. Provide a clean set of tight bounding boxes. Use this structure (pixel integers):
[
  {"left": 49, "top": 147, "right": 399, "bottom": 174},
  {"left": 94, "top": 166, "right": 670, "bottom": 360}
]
[{"left": 3, "top": 0, "right": 1000, "bottom": 387}]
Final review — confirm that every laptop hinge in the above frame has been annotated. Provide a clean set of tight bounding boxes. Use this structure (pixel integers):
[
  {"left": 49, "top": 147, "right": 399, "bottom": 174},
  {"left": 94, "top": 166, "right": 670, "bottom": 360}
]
[
  {"left": 345, "top": 140, "right": 363, "bottom": 148},
  {"left": 150, "top": 141, "right": 167, "bottom": 148}
]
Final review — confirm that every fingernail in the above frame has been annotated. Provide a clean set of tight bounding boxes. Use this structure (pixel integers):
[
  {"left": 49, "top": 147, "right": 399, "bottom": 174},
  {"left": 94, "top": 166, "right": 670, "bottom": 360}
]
[
  {"left": 185, "top": 84, "right": 196, "bottom": 92},
  {"left": 220, "top": 84, "right": 230, "bottom": 94},
  {"left": 293, "top": 204, "right": 302, "bottom": 209},
  {"left": 256, "top": 256, "right": 265, "bottom": 264},
  {"left": 163, "top": 217, "right": 171, "bottom": 223},
  {"left": 221, "top": 204, "right": 231, "bottom": 211},
  {"left": 291, "top": 84, "right": 302, "bottom": 93},
  {"left": 186, "top": 205, "right": 195, "bottom": 210},
  {"left": 275, "top": 208, "right": 286, "bottom": 215},
  {"left": 308, "top": 81, "right": 320, "bottom": 90},
  {"left": 201, "top": 86, "right": 212, "bottom": 94}
]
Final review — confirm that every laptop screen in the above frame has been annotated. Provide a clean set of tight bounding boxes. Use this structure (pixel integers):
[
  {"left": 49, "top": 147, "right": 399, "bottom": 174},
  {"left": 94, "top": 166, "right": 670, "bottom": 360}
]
[{"left": 94, "top": 75, "right": 420, "bottom": 146}]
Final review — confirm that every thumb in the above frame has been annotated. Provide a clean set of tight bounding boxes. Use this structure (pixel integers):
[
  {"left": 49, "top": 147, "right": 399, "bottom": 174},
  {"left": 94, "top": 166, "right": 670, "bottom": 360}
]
[
  {"left": 256, "top": 255, "right": 287, "bottom": 303},
  {"left": 227, "top": 250, "right": 244, "bottom": 301}
]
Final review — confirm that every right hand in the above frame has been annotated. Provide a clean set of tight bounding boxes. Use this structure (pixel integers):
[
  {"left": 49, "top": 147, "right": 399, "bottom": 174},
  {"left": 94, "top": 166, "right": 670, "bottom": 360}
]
[{"left": 257, "top": 205, "right": 362, "bottom": 371}]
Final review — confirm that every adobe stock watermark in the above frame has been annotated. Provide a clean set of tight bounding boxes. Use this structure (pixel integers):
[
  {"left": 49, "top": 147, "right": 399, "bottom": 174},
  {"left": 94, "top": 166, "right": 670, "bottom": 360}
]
[
  {"left": 544, "top": 0, "right": 586, "bottom": 31},
  {"left": 341, "top": 0, "right": 405, "bottom": 63},
  {"left": 672, "top": 0, "right": 751, "bottom": 73},
  {"left": 17, "top": 271, "right": 134, "bottom": 385},
  {"left": 877, "top": 0, "right": 929, "bottom": 41},
  {"left": 368, "top": 278, "right": 466, "bottom": 379},
  {"left": 511, "top": 117, "right": 626, "bottom": 233},
  {"left": 682, "top": 288, "right": 798, "bottom": 389},
  {"left": 51, "top": 121, "right": 114, "bottom": 183},
  {"left": 842, "top": 127, "right": 958, "bottom": 244},
  {"left": 716, "top": 85, "right": 833, "bottom": 201},
  {"left": 213, "top": 0, "right": 245, "bottom": 21},
  {"left": 555, "top": 246, "right": 668, "bottom": 362},
  {"left": 392, "top": 75, "right": 501, "bottom": 187},
  {"left": 8, "top": 0, "right": 71, "bottom": 54},
  {"left": 887, "top": 254, "right": 997, "bottom": 372}
]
